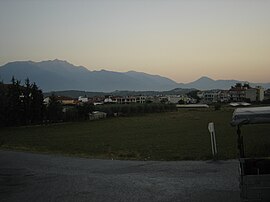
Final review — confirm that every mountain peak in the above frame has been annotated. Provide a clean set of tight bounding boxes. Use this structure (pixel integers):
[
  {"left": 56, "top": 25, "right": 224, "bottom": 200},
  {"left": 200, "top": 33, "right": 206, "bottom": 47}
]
[
  {"left": 197, "top": 76, "right": 214, "bottom": 81},
  {"left": 48, "top": 59, "right": 70, "bottom": 64}
]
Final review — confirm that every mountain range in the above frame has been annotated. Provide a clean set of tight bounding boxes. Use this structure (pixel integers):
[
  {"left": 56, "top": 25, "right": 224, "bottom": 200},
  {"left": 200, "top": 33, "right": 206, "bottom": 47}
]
[{"left": 0, "top": 59, "right": 269, "bottom": 92}]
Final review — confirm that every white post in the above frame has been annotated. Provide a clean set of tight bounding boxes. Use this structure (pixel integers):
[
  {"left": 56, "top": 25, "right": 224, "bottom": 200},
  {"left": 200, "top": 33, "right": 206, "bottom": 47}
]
[{"left": 208, "top": 122, "right": 218, "bottom": 160}]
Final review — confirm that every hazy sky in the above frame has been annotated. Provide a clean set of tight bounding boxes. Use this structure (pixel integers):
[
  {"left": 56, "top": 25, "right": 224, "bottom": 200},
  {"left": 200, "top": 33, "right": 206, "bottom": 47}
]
[{"left": 1, "top": 0, "right": 270, "bottom": 83}]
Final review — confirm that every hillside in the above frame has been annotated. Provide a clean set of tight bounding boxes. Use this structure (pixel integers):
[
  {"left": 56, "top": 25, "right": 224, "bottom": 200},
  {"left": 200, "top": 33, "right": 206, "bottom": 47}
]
[
  {"left": 1, "top": 60, "right": 269, "bottom": 92},
  {"left": 0, "top": 60, "right": 179, "bottom": 92},
  {"left": 43, "top": 88, "right": 196, "bottom": 98}
]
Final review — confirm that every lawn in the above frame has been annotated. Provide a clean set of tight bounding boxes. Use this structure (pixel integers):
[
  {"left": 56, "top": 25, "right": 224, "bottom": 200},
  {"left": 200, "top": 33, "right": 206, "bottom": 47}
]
[{"left": 1, "top": 108, "right": 270, "bottom": 160}]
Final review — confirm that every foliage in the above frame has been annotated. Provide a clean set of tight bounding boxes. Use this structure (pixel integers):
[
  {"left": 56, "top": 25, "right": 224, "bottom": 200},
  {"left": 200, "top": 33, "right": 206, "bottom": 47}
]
[
  {"left": 187, "top": 90, "right": 200, "bottom": 103},
  {"left": 76, "top": 103, "right": 94, "bottom": 120},
  {"left": 0, "top": 77, "right": 44, "bottom": 126},
  {"left": 94, "top": 103, "right": 176, "bottom": 116},
  {"left": 0, "top": 77, "right": 177, "bottom": 127},
  {"left": 45, "top": 94, "right": 63, "bottom": 123},
  {"left": 178, "top": 100, "right": 185, "bottom": 104},
  {"left": 63, "top": 103, "right": 94, "bottom": 122},
  {"left": 214, "top": 103, "right": 221, "bottom": 110}
]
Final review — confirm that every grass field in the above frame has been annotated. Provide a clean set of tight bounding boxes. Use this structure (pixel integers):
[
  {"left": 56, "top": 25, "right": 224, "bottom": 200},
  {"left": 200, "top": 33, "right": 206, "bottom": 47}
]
[{"left": 1, "top": 108, "right": 270, "bottom": 160}]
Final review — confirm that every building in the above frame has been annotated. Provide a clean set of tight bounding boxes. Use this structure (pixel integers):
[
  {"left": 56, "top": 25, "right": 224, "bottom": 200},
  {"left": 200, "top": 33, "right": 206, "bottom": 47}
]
[
  {"left": 135, "top": 96, "right": 146, "bottom": 104},
  {"left": 245, "top": 88, "right": 257, "bottom": 102},
  {"left": 265, "top": 89, "right": 270, "bottom": 98},
  {"left": 43, "top": 97, "right": 50, "bottom": 105},
  {"left": 202, "top": 90, "right": 219, "bottom": 103},
  {"left": 110, "top": 96, "right": 146, "bottom": 104},
  {"left": 256, "top": 86, "right": 264, "bottom": 102},
  {"left": 229, "top": 83, "right": 263, "bottom": 102},
  {"left": 78, "top": 96, "right": 88, "bottom": 103},
  {"left": 166, "top": 95, "right": 183, "bottom": 104},
  {"left": 218, "top": 90, "right": 230, "bottom": 103},
  {"left": 229, "top": 87, "right": 246, "bottom": 102},
  {"left": 43, "top": 96, "right": 77, "bottom": 105},
  {"left": 56, "top": 96, "right": 77, "bottom": 105}
]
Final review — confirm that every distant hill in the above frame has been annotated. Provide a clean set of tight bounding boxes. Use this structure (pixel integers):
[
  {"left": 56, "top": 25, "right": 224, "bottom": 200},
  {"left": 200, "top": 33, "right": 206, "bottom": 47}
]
[
  {"left": 0, "top": 59, "right": 269, "bottom": 92},
  {"left": 0, "top": 59, "right": 179, "bottom": 92},
  {"left": 43, "top": 88, "right": 196, "bottom": 98},
  {"left": 179, "top": 76, "right": 270, "bottom": 90}
]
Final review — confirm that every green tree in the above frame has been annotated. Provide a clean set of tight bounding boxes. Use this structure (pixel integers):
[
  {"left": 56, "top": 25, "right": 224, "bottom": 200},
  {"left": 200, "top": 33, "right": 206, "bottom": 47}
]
[
  {"left": 187, "top": 90, "right": 200, "bottom": 103},
  {"left": 46, "top": 94, "right": 63, "bottom": 123},
  {"left": 178, "top": 100, "right": 185, "bottom": 104},
  {"left": 76, "top": 103, "right": 94, "bottom": 120},
  {"left": 0, "top": 83, "right": 8, "bottom": 126},
  {"left": 0, "top": 77, "right": 45, "bottom": 126},
  {"left": 30, "top": 82, "right": 44, "bottom": 123},
  {"left": 7, "top": 77, "right": 22, "bottom": 125}
]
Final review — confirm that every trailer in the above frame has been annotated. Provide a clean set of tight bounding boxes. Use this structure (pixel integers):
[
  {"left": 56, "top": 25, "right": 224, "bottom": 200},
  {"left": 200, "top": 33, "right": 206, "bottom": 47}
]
[{"left": 231, "top": 106, "right": 270, "bottom": 201}]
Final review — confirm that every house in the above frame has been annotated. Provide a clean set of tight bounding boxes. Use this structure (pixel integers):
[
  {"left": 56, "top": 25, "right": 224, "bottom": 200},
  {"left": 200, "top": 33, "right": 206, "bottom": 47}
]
[
  {"left": 91, "top": 96, "right": 105, "bottom": 105},
  {"left": 110, "top": 96, "right": 135, "bottom": 104},
  {"left": 56, "top": 96, "right": 77, "bottom": 105},
  {"left": 43, "top": 96, "right": 77, "bottom": 106},
  {"left": 202, "top": 90, "right": 219, "bottom": 103},
  {"left": 158, "top": 96, "right": 169, "bottom": 103},
  {"left": 78, "top": 96, "right": 88, "bottom": 103},
  {"left": 166, "top": 95, "right": 196, "bottom": 104},
  {"left": 245, "top": 88, "right": 257, "bottom": 102},
  {"left": 256, "top": 86, "right": 264, "bottom": 102},
  {"left": 229, "top": 88, "right": 246, "bottom": 102},
  {"left": 107, "top": 96, "right": 146, "bottom": 104},
  {"left": 218, "top": 90, "right": 230, "bottom": 103},
  {"left": 43, "top": 97, "right": 50, "bottom": 105},
  {"left": 229, "top": 83, "right": 252, "bottom": 102},
  {"left": 146, "top": 96, "right": 160, "bottom": 103},
  {"left": 264, "top": 89, "right": 270, "bottom": 100},
  {"left": 104, "top": 97, "right": 114, "bottom": 104},
  {"left": 229, "top": 83, "right": 263, "bottom": 102},
  {"left": 135, "top": 96, "right": 146, "bottom": 104},
  {"left": 166, "top": 95, "right": 182, "bottom": 104}
]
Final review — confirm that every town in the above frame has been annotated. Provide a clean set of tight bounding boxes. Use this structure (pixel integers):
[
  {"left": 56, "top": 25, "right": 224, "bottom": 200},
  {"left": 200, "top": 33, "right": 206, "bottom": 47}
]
[{"left": 45, "top": 83, "right": 269, "bottom": 107}]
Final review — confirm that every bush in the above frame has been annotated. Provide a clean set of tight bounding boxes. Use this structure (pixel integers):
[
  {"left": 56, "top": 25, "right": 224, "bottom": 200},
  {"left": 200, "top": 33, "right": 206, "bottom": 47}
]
[
  {"left": 95, "top": 103, "right": 176, "bottom": 116},
  {"left": 214, "top": 103, "right": 221, "bottom": 111}
]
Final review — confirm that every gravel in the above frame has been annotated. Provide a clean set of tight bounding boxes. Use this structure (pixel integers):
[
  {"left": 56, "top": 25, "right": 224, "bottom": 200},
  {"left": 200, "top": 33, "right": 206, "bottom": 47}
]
[{"left": 0, "top": 150, "right": 240, "bottom": 202}]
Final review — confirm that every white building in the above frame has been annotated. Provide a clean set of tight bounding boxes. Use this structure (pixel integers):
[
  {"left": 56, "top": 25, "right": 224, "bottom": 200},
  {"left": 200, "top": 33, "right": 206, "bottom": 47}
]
[
  {"left": 256, "top": 86, "right": 264, "bottom": 102},
  {"left": 110, "top": 96, "right": 146, "bottom": 104},
  {"left": 245, "top": 88, "right": 257, "bottom": 102},
  {"left": 202, "top": 90, "right": 219, "bottom": 103},
  {"left": 78, "top": 96, "right": 88, "bottom": 103}
]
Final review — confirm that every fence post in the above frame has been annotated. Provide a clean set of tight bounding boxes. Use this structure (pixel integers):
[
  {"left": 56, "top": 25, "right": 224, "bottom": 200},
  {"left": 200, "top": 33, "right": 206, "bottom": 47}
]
[{"left": 208, "top": 122, "right": 218, "bottom": 160}]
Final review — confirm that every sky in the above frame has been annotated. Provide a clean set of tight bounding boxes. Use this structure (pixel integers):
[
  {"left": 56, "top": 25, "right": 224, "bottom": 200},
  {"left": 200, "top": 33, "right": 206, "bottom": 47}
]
[{"left": 0, "top": 0, "right": 270, "bottom": 83}]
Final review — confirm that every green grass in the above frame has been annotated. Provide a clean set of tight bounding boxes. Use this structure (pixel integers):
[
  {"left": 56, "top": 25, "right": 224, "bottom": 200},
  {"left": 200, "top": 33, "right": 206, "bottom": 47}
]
[{"left": 1, "top": 108, "right": 270, "bottom": 160}]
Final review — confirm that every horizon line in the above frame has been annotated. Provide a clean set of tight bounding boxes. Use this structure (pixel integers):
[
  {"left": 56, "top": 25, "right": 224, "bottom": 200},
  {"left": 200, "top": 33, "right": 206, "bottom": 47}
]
[{"left": 0, "top": 59, "right": 269, "bottom": 84}]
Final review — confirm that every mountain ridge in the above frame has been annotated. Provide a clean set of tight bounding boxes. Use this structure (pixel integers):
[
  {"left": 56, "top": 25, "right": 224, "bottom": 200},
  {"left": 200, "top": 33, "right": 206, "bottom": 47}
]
[
  {"left": 0, "top": 59, "right": 269, "bottom": 91},
  {"left": 0, "top": 60, "right": 179, "bottom": 92}
]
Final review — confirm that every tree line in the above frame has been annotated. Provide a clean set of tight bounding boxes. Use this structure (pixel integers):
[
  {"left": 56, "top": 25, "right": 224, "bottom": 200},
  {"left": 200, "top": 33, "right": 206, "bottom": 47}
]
[
  {"left": 0, "top": 77, "right": 91, "bottom": 126},
  {"left": 0, "top": 77, "right": 44, "bottom": 126},
  {"left": 94, "top": 103, "right": 176, "bottom": 117},
  {"left": 0, "top": 77, "right": 177, "bottom": 127}
]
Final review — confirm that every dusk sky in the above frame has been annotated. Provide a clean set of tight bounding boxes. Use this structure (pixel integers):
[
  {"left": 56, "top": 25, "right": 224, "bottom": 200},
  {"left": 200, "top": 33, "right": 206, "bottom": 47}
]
[{"left": 0, "top": 0, "right": 270, "bottom": 83}]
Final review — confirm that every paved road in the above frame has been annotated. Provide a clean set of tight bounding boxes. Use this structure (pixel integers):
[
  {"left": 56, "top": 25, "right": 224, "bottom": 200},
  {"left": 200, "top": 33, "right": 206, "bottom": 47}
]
[{"left": 0, "top": 150, "right": 240, "bottom": 202}]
